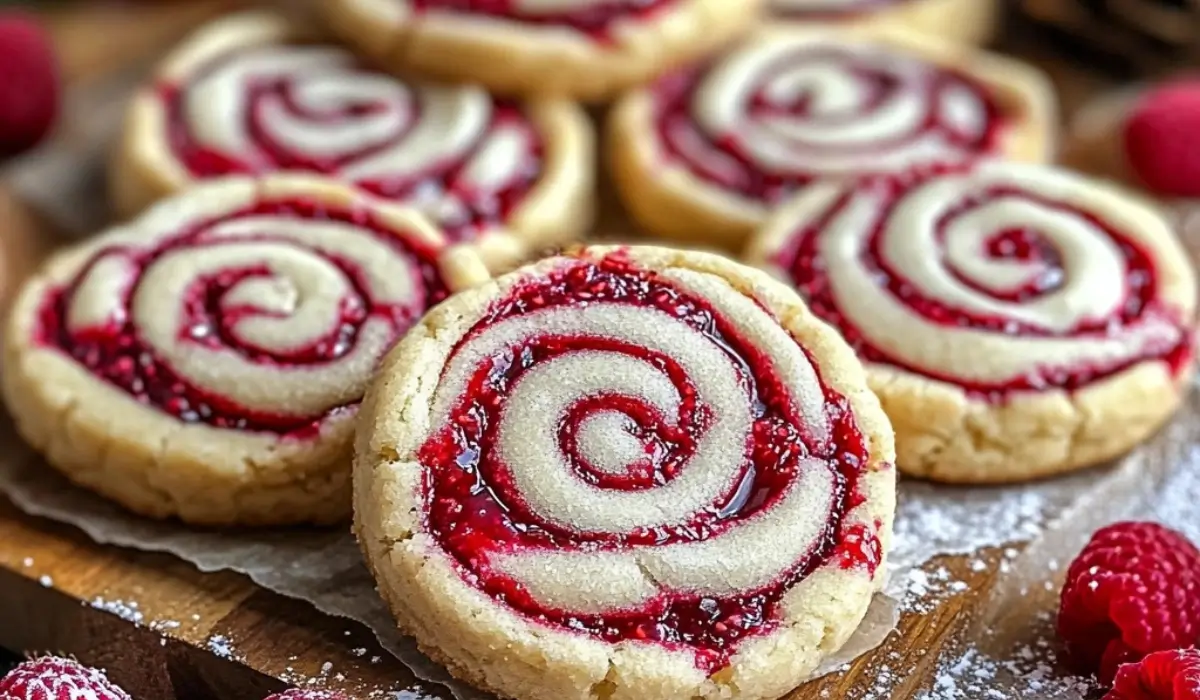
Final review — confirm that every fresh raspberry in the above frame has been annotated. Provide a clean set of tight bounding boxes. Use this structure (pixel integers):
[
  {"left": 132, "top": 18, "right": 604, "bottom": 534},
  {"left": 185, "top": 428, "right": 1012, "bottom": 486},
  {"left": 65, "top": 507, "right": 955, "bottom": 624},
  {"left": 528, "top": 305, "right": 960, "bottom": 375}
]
[
  {"left": 1058, "top": 522, "right": 1200, "bottom": 684},
  {"left": 0, "top": 656, "right": 131, "bottom": 700},
  {"left": 1124, "top": 77, "right": 1200, "bottom": 198},
  {"left": 0, "top": 11, "right": 59, "bottom": 158},
  {"left": 263, "top": 691, "right": 349, "bottom": 700},
  {"left": 1105, "top": 649, "right": 1200, "bottom": 700}
]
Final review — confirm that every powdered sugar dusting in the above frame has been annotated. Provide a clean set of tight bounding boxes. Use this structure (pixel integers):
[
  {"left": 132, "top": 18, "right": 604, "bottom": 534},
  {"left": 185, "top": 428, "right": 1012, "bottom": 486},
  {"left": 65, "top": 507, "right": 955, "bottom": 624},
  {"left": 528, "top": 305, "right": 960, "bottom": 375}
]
[
  {"left": 206, "top": 634, "right": 238, "bottom": 660},
  {"left": 888, "top": 475, "right": 1096, "bottom": 597},
  {"left": 916, "top": 614, "right": 1095, "bottom": 700},
  {"left": 1146, "top": 445, "right": 1200, "bottom": 543},
  {"left": 883, "top": 472, "right": 1110, "bottom": 614},
  {"left": 90, "top": 597, "right": 144, "bottom": 624},
  {"left": 898, "top": 564, "right": 974, "bottom": 615}
]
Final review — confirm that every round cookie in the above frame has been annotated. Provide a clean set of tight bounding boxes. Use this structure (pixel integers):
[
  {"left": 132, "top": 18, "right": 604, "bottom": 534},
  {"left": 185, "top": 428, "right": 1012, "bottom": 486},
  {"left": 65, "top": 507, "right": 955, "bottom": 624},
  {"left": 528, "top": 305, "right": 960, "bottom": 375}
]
[
  {"left": 112, "top": 10, "right": 594, "bottom": 271},
  {"left": 746, "top": 161, "right": 1198, "bottom": 484},
  {"left": 769, "top": 0, "right": 999, "bottom": 45},
  {"left": 4, "top": 175, "right": 490, "bottom": 526},
  {"left": 609, "top": 25, "right": 1057, "bottom": 250},
  {"left": 355, "top": 245, "right": 895, "bottom": 700},
  {"left": 321, "top": 0, "right": 763, "bottom": 102}
]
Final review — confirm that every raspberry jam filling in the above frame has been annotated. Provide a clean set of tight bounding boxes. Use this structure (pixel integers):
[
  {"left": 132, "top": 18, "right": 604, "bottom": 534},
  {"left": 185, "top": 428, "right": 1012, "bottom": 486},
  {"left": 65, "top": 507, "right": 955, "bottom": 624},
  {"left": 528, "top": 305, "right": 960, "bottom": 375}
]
[
  {"left": 410, "top": 0, "right": 678, "bottom": 37},
  {"left": 161, "top": 52, "right": 543, "bottom": 243},
  {"left": 776, "top": 179, "right": 1194, "bottom": 399},
  {"left": 35, "top": 198, "right": 448, "bottom": 435},
  {"left": 654, "top": 47, "right": 1005, "bottom": 205},
  {"left": 419, "top": 253, "right": 877, "bottom": 670}
]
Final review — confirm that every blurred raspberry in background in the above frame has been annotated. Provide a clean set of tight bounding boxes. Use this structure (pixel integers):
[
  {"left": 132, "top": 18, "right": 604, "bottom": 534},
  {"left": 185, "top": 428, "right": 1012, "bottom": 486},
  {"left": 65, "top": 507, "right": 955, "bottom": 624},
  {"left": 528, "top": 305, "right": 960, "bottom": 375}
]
[{"left": 0, "top": 10, "right": 58, "bottom": 158}]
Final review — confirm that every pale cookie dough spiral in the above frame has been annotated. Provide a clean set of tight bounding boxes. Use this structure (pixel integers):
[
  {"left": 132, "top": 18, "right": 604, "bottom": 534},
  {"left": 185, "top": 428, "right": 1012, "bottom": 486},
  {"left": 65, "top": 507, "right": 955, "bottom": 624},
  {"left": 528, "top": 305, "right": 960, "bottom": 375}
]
[
  {"left": 609, "top": 26, "right": 1055, "bottom": 248},
  {"left": 113, "top": 11, "right": 594, "bottom": 270},
  {"left": 748, "top": 161, "right": 1198, "bottom": 483},
  {"left": 355, "top": 245, "right": 896, "bottom": 700},
  {"left": 3, "top": 176, "right": 490, "bottom": 526}
]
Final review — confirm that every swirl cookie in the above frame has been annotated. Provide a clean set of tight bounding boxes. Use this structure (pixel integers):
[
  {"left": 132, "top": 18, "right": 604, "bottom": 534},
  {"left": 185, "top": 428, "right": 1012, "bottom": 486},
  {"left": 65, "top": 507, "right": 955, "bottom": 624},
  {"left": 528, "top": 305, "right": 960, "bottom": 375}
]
[
  {"left": 321, "top": 0, "right": 762, "bottom": 102},
  {"left": 355, "top": 245, "right": 895, "bottom": 700},
  {"left": 770, "top": 0, "right": 998, "bottom": 45},
  {"left": 610, "top": 26, "right": 1056, "bottom": 249},
  {"left": 3, "top": 176, "right": 489, "bottom": 526},
  {"left": 112, "top": 11, "right": 593, "bottom": 270},
  {"left": 746, "top": 161, "right": 1198, "bottom": 484}
]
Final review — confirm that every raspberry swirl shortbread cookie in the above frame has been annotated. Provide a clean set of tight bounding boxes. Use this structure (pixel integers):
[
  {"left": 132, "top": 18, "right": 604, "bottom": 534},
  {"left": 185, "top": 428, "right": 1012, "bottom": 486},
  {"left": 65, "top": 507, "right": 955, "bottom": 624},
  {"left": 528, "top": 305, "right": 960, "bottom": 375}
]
[
  {"left": 770, "top": 0, "right": 998, "bottom": 45},
  {"left": 746, "top": 161, "right": 1198, "bottom": 483},
  {"left": 322, "top": 0, "right": 762, "bottom": 102},
  {"left": 356, "top": 245, "right": 895, "bottom": 700},
  {"left": 610, "top": 26, "right": 1056, "bottom": 249},
  {"left": 4, "top": 176, "right": 489, "bottom": 526},
  {"left": 112, "top": 11, "right": 593, "bottom": 270}
]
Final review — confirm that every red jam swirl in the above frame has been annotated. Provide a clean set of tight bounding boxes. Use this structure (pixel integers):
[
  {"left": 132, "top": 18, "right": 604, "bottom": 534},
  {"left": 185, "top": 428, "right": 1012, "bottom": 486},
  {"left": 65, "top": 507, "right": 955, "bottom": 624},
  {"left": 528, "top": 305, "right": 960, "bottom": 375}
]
[
  {"left": 35, "top": 198, "right": 448, "bottom": 435},
  {"left": 654, "top": 46, "right": 1005, "bottom": 205},
  {"left": 161, "top": 52, "right": 544, "bottom": 243},
  {"left": 775, "top": 175, "right": 1194, "bottom": 400},
  {"left": 410, "top": 0, "right": 678, "bottom": 37},
  {"left": 418, "top": 253, "right": 877, "bottom": 670}
]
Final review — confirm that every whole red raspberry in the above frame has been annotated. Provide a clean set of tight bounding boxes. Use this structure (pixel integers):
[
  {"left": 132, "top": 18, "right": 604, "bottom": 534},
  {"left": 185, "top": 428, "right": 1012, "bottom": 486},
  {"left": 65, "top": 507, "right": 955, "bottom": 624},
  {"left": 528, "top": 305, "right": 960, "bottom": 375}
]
[
  {"left": 264, "top": 691, "right": 349, "bottom": 700},
  {"left": 1058, "top": 522, "right": 1200, "bottom": 684},
  {"left": 0, "top": 12, "right": 59, "bottom": 158},
  {"left": 0, "top": 656, "right": 131, "bottom": 700},
  {"left": 1105, "top": 649, "right": 1200, "bottom": 700},
  {"left": 1124, "top": 78, "right": 1200, "bottom": 198}
]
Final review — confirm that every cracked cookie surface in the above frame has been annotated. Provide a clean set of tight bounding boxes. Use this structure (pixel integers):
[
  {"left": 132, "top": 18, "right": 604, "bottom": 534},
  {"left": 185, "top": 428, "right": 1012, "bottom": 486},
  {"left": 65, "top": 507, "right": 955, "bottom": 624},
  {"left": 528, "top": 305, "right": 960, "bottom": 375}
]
[
  {"left": 3, "top": 175, "right": 490, "bottom": 526},
  {"left": 746, "top": 161, "right": 1198, "bottom": 483},
  {"left": 321, "top": 0, "right": 762, "bottom": 102},
  {"left": 112, "top": 10, "right": 595, "bottom": 272},
  {"left": 354, "top": 244, "right": 895, "bottom": 700}
]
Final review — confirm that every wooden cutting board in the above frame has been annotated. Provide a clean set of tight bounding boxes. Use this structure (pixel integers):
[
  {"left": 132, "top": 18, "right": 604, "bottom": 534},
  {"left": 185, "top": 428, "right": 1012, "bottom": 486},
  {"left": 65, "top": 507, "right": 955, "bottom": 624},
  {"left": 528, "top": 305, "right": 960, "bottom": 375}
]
[{"left": 0, "top": 4, "right": 1118, "bottom": 699}]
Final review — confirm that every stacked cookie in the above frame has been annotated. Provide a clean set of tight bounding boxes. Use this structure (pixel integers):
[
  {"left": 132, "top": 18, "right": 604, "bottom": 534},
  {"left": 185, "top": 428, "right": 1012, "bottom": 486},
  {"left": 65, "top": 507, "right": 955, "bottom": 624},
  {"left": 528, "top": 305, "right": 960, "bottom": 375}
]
[{"left": 3, "top": 3, "right": 1196, "bottom": 700}]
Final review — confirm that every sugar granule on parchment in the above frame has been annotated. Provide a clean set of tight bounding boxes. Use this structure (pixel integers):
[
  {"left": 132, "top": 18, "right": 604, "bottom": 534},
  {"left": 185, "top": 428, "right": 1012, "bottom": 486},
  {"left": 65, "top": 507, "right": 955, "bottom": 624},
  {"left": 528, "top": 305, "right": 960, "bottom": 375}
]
[{"left": 207, "top": 634, "right": 238, "bottom": 660}]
